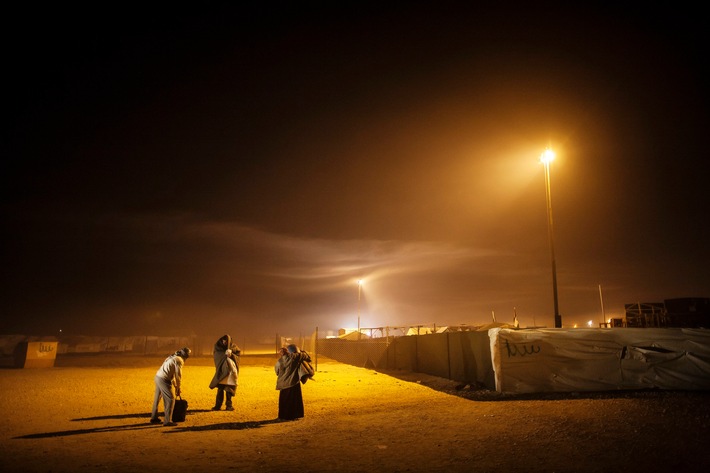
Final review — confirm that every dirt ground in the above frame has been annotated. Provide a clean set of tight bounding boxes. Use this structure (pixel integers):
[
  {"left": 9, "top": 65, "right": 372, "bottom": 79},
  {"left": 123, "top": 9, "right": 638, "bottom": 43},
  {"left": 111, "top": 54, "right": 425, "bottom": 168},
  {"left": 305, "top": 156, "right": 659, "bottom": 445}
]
[{"left": 1, "top": 353, "right": 709, "bottom": 473}]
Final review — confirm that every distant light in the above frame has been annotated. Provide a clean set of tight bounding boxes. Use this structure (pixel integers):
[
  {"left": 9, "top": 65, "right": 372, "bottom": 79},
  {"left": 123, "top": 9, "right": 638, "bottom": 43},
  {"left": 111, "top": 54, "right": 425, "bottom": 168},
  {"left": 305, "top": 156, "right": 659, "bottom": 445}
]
[
  {"left": 540, "top": 148, "right": 555, "bottom": 164},
  {"left": 587, "top": 320, "right": 593, "bottom": 327},
  {"left": 357, "top": 279, "right": 363, "bottom": 286}
]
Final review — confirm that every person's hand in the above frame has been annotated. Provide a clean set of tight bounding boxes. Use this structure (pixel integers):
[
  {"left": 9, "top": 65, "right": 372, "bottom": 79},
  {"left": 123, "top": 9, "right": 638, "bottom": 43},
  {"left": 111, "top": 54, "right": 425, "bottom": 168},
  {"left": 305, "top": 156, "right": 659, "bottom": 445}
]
[
  {"left": 176, "top": 387, "right": 181, "bottom": 396},
  {"left": 225, "top": 349, "right": 232, "bottom": 357}
]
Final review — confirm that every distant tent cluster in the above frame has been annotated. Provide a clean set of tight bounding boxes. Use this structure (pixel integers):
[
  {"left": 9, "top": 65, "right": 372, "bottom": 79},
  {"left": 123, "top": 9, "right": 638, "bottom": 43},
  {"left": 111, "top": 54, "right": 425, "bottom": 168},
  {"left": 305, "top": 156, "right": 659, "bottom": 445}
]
[
  {"left": 336, "top": 323, "right": 515, "bottom": 339},
  {"left": 338, "top": 296, "right": 710, "bottom": 337}
]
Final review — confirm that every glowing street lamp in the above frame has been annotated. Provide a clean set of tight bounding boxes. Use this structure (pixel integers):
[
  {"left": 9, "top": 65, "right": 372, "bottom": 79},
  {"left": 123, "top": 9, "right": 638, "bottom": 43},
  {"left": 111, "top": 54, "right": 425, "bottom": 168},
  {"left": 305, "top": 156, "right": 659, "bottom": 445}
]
[
  {"left": 357, "top": 279, "right": 363, "bottom": 340},
  {"left": 540, "top": 148, "right": 562, "bottom": 328}
]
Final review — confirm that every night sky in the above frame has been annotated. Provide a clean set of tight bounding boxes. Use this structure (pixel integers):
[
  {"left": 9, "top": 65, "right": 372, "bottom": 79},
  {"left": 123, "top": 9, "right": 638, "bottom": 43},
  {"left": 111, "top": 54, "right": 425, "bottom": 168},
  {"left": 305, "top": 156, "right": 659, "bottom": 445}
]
[{"left": 2, "top": 3, "right": 708, "bottom": 340}]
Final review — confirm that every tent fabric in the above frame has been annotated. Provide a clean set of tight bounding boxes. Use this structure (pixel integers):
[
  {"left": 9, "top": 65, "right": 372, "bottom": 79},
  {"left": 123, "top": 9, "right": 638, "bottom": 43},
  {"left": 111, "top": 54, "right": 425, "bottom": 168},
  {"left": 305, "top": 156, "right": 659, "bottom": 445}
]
[
  {"left": 489, "top": 328, "right": 710, "bottom": 393},
  {"left": 338, "top": 331, "right": 370, "bottom": 340}
]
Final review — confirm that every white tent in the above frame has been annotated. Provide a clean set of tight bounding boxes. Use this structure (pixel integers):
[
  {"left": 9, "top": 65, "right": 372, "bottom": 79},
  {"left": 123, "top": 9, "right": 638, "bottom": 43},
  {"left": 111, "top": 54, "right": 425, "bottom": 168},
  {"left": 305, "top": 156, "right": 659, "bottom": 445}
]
[
  {"left": 489, "top": 327, "right": 710, "bottom": 393},
  {"left": 338, "top": 331, "right": 371, "bottom": 340}
]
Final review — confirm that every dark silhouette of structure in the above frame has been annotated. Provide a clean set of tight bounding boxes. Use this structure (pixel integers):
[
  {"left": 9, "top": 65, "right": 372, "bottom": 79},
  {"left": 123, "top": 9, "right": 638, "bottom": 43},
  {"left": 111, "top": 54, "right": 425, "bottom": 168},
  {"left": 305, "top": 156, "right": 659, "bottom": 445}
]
[{"left": 624, "top": 297, "right": 710, "bottom": 328}]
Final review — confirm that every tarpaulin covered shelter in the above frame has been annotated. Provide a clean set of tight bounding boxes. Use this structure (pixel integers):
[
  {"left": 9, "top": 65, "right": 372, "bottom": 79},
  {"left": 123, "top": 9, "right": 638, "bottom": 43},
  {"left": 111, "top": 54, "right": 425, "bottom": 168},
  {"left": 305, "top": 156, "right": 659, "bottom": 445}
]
[{"left": 490, "top": 327, "right": 710, "bottom": 393}]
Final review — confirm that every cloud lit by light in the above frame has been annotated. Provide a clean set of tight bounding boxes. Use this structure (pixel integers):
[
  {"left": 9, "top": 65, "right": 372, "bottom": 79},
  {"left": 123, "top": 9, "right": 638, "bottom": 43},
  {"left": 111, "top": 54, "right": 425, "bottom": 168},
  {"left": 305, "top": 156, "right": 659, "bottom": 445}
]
[{"left": 2, "top": 4, "right": 707, "bottom": 340}]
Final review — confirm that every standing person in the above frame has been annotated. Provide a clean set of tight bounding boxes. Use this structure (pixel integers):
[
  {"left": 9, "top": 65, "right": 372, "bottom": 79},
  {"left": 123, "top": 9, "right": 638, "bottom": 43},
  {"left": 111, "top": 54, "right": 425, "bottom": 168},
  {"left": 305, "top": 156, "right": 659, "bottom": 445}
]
[
  {"left": 275, "top": 344, "right": 312, "bottom": 421},
  {"left": 210, "top": 343, "right": 241, "bottom": 410},
  {"left": 210, "top": 334, "right": 231, "bottom": 410},
  {"left": 213, "top": 334, "right": 231, "bottom": 368},
  {"left": 150, "top": 347, "right": 190, "bottom": 427}
]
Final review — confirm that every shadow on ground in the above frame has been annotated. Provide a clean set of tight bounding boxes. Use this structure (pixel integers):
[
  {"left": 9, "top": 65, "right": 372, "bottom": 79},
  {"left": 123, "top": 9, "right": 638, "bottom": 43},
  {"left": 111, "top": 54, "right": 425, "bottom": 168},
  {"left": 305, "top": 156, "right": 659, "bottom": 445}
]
[
  {"left": 14, "top": 416, "right": 289, "bottom": 439},
  {"left": 377, "top": 368, "right": 710, "bottom": 402}
]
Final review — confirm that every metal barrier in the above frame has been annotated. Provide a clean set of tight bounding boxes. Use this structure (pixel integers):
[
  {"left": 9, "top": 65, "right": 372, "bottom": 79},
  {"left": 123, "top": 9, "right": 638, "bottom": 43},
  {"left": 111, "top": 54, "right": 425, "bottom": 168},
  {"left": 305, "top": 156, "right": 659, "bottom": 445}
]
[{"left": 307, "top": 330, "right": 496, "bottom": 389}]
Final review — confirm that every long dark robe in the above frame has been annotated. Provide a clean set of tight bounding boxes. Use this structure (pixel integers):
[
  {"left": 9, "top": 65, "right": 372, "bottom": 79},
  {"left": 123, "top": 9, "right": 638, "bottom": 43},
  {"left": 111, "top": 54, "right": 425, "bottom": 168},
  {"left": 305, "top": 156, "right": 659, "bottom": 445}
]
[{"left": 278, "top": 382, "right": 304, "bottom": 420}]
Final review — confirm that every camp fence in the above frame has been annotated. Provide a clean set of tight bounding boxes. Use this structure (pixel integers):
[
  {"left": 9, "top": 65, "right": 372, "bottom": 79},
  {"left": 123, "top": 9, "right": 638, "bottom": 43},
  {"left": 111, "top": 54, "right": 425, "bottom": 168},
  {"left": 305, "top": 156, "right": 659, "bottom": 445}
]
[
  {"left": 298, "top": 327, "right": 710, "bottom": 393},
  {"left": 1, "top": 335, "right": 210, "bottom": 357},
  {"left": 301, "top": 329, "right": 496, "bottom": 389},
  {"left": 5, "top": 328, "right": 709, "bottom": 393}
]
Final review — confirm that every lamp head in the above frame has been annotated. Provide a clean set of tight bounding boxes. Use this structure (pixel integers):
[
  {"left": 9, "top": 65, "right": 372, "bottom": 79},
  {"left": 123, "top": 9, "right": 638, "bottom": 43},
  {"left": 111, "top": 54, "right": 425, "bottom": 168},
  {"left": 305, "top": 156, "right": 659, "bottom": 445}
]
[{"left": 540, "top": 148, "right": 555, "bottom": 164}]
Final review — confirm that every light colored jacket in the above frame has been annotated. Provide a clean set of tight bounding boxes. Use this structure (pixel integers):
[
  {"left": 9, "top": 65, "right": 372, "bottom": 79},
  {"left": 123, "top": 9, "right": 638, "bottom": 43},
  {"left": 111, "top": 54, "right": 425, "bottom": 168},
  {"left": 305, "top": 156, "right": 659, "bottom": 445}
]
[{"left": 156, "top": 355, "right": 184, "bottom": 390}]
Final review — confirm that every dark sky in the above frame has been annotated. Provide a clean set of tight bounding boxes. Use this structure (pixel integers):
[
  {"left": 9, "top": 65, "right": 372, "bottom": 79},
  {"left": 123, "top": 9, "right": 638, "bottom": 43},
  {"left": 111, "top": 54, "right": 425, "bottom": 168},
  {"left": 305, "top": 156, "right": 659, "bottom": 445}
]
[{"left": 2, "top": 3, "right": 708, "bottom": 339}]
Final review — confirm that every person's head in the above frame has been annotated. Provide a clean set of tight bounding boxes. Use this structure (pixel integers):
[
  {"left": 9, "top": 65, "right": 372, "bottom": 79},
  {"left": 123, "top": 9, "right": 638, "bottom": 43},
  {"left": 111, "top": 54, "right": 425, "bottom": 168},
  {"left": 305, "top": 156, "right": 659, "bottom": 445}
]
[
  {"left": 220, "top": 335, "right": 230, "bottom": 346},
  {"left": 287, "top": 344, "right": 299, "bottom": 354},
  {"left": 230, "top": 343, "right": 241, "bottom": 356},
  {"left": 278, "top": 347, "right": 288, "bottom": 357},
  {"left": 176, "top": 347, "right": 191, "bottom": 360}
]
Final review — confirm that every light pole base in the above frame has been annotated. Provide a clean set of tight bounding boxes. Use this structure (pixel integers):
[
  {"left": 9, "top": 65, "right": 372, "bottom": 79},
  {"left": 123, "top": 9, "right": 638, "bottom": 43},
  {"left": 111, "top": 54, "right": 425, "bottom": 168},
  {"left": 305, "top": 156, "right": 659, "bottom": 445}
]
[{"left": 554, "top": 314, "right": 562, "bottom": 328}]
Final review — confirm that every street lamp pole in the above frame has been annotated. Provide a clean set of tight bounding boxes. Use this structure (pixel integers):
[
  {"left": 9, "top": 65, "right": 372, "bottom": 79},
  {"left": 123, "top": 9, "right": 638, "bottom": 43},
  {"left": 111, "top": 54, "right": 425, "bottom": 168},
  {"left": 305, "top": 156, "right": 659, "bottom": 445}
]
[
  {"left": 357, "top": 279, "right": 363, "bottom": 340},
  {"left": 541, "top": 148, "right": 561, "bottom": 328}
]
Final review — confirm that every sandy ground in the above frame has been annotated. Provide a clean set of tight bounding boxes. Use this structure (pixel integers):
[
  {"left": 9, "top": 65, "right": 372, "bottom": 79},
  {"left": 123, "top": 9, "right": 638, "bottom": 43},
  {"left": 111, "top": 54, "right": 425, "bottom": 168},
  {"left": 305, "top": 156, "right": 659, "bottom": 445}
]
[{"left": 1, "top": 353, "right": 709, "bottom": 473}]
